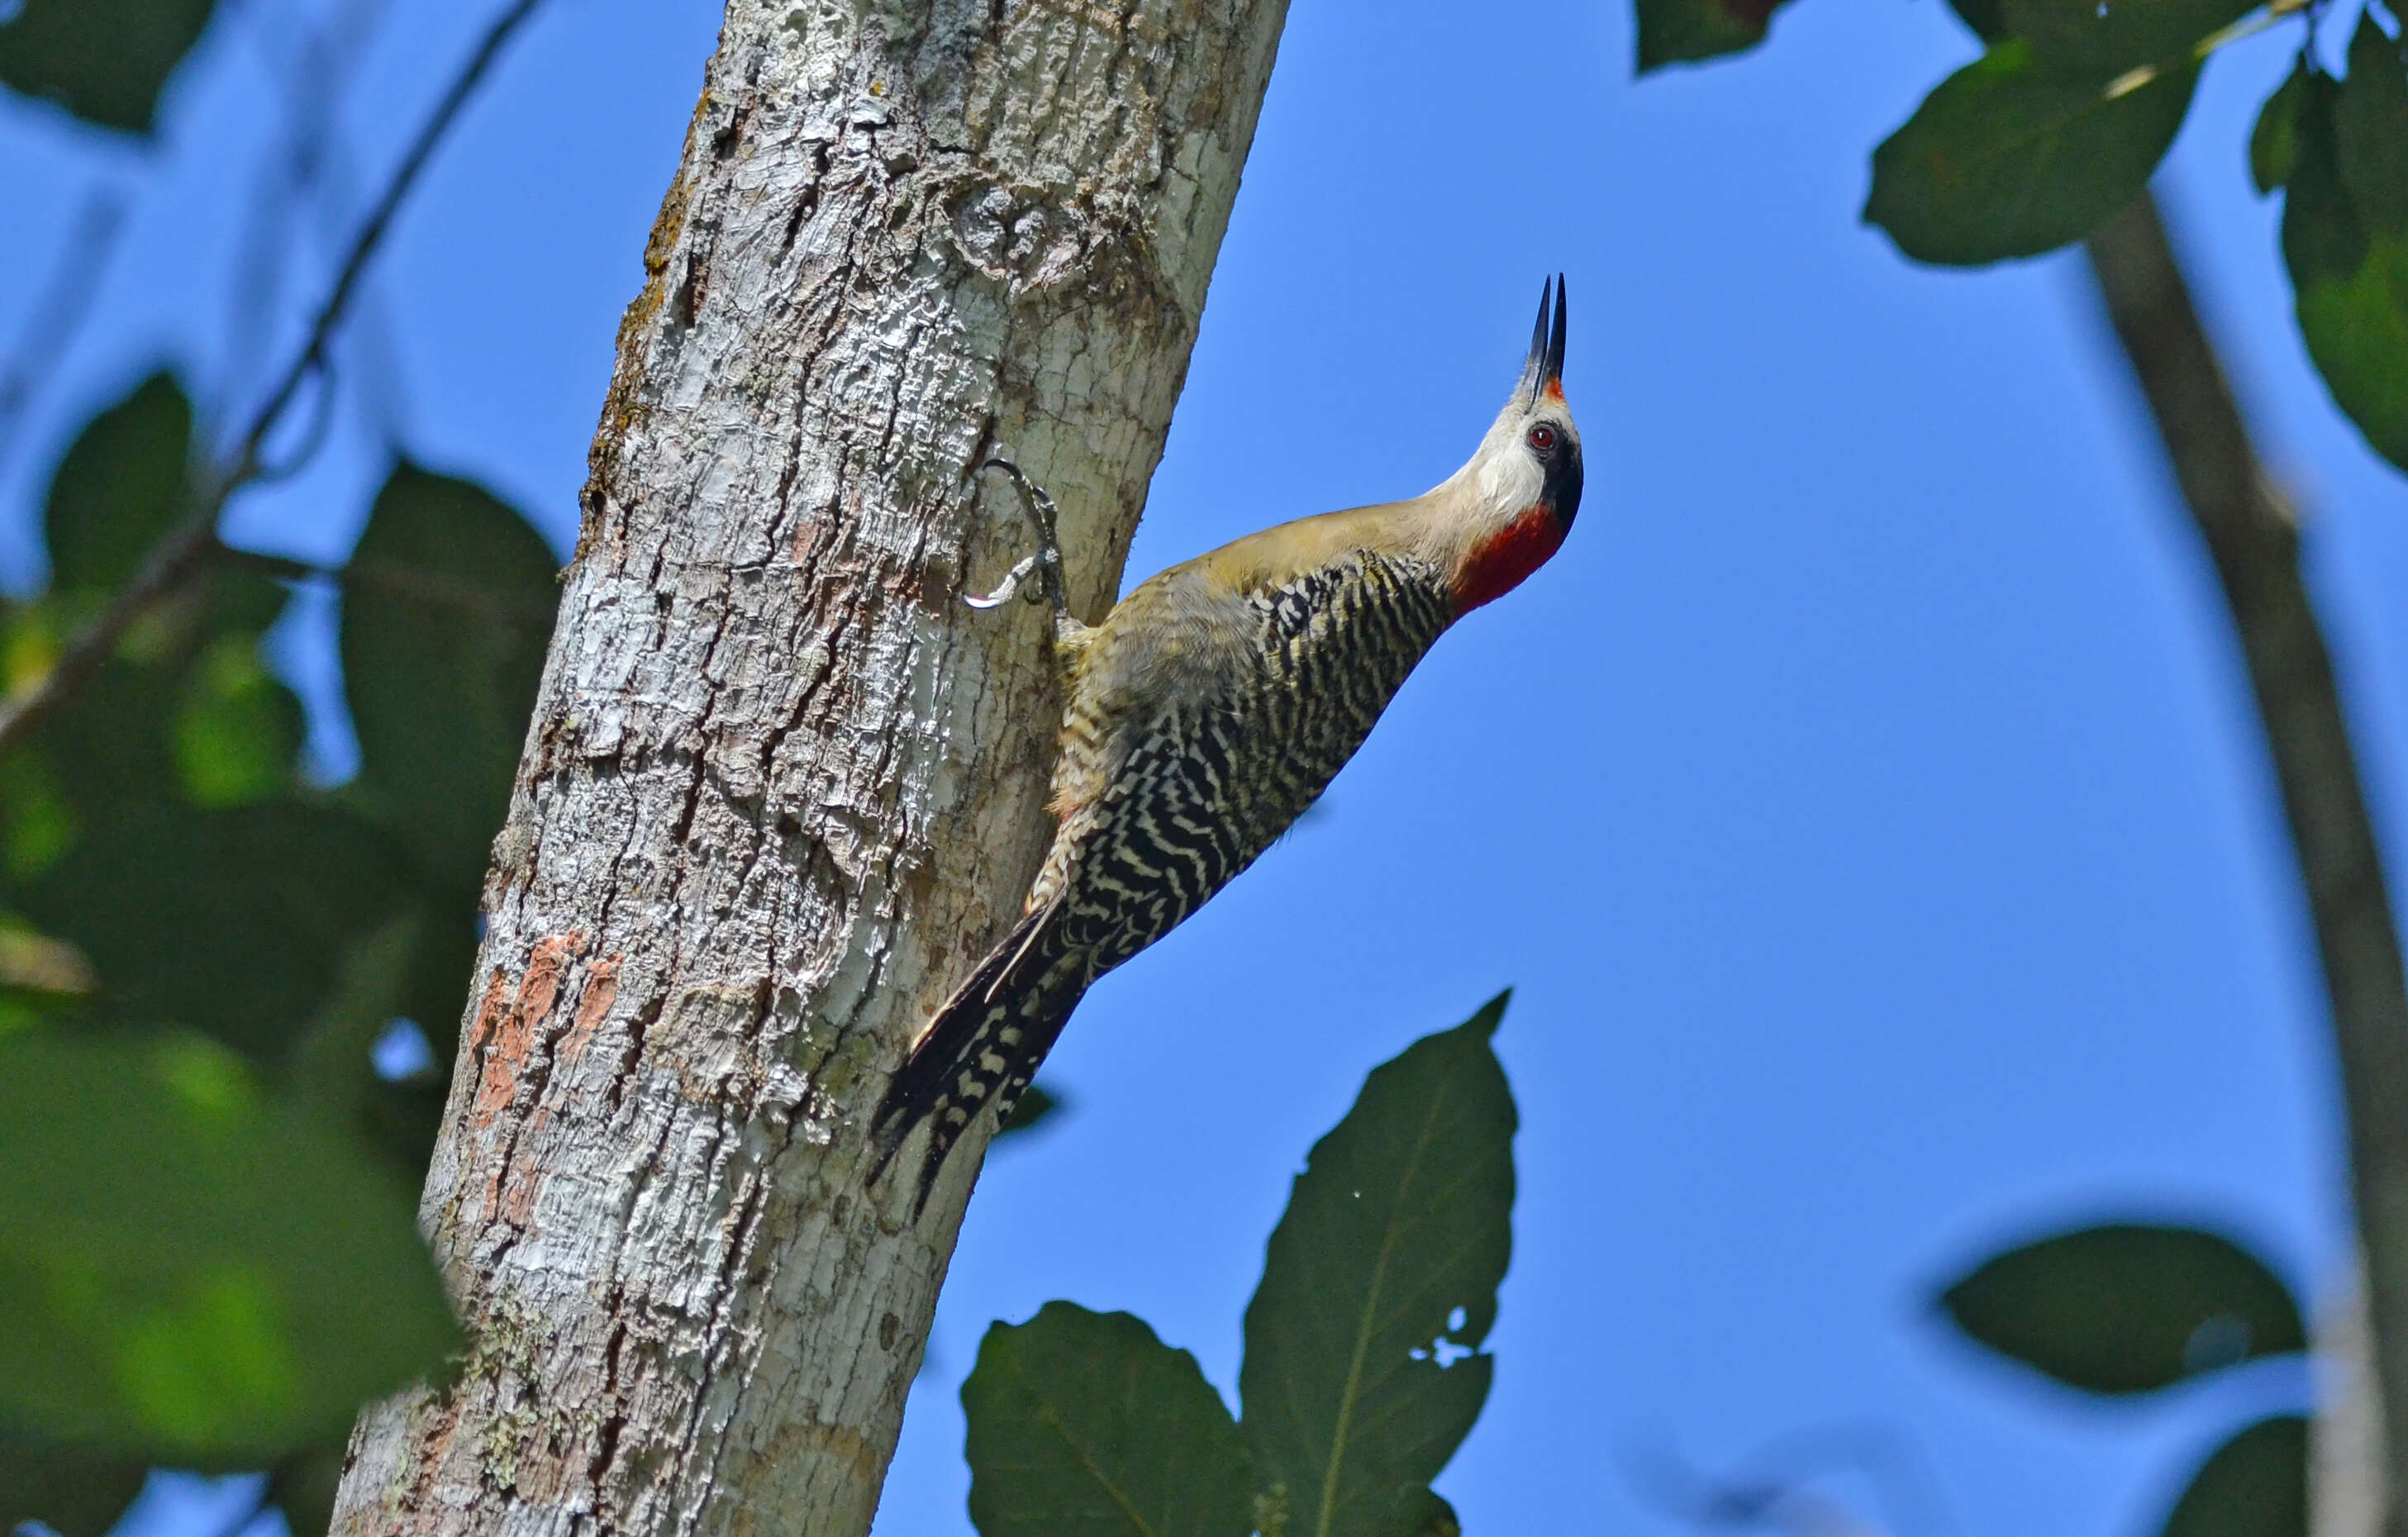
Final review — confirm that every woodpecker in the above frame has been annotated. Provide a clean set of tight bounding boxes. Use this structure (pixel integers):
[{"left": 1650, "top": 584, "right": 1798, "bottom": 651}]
[{"left": 873, "top": 278, "right": 1581, "bottom": 1209}]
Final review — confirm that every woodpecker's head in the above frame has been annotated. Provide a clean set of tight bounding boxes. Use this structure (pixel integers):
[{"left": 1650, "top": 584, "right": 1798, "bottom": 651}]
[{"left": 1435, "top": 276, "right": 1582, "bottom": 614}]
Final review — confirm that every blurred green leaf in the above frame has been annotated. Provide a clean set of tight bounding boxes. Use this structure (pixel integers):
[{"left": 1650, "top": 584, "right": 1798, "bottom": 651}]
[
  {"left": 1239, "top": 994, "right": 1516, "bottom": 1537},
  {"left": 0, "top": 743, "right": 78, "bottom": 882},
  {"left": 2338, "top": 14, "right": 2408, "bottom": 233},
  {"left": 2159, "top": 1416, "right": 2306, "bottom": 1537},
  {"left": 284, "top": 919, "right": 446, "bottom": 1176},
  {"left": 0, "top": 1029, "right": 458, "bottom": 1465},
  {"left": 963, "top": 1301, "right": 1254, "bottom": 1537},
  {"left": 1865, "top": 40, "right": 2195, "bottom": 265},
  {"left": 995, "top": 1081, "right": 1066, "bottom": 1142},
  {"left": 20, "top": 802, "right": 406, "bottom": 1060},
  {"left": 1946, "top": 0, "right": 2007, "bottom": 43},
  {"left": 341, "top": 462, "right": 557, "bottom": 894},
  {"left": 2252, "top": 59, "right": 2310, "bottom": 195},
  {"left": 0, "top": 0, "right": 218, "bottom": 134},
  {"left": 174, "top": 631, "right": 305, "bottom": 807},
  {"left": 42, "top": 373, "right": 192, "bottom": 598},
  {"left": 0, "top": 1440, "right": 150, "bottom": 1537},
  {"left": 2282, "top": 45, "right": 2408, "bottom": 472},
  {"left": 270, "top": 1442, "right": 347, "bottom": 1537},
  {"left": 1936, "top": 1222, "right": 2305, "bottom": 1394},
  {"left": 1631, "top": 0, "right": 1792, "bottom": 73},
  {"left": 398, "top": 901, "right": 479, "bottom": 1065},
  {"left": 1995, "top": 0, "right": 2253, "bottom": 77}
]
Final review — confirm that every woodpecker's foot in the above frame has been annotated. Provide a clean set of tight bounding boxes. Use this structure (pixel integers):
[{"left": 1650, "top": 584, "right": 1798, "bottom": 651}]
[{"left": 968, "top": 458, "right": 1072, "bottom": 629}]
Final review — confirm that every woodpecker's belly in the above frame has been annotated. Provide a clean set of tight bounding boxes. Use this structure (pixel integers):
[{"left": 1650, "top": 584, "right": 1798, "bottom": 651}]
[{"left": 1055, "top": 550, "right": 1455, "bottom": 973}]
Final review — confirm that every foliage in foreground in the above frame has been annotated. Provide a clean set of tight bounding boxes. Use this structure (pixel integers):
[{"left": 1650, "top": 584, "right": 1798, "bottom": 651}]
[
  {"left": 1637, "top": 0, "right": 2408, "bottom": 476},
  {"left": 1934, "top": 1217, "right": 2310, "bottom": 1535},
  {"left": 958, "top": 996, "right": 1517, "bottom": 1537},
  {"left": 0, "top": 371, "right": 559, "bottom": 1533}
]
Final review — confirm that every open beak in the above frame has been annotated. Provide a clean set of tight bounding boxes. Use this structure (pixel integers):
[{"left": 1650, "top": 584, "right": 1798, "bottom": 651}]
[{"left": 1520, "top": 274, "right": 1568, "bottom": 404}]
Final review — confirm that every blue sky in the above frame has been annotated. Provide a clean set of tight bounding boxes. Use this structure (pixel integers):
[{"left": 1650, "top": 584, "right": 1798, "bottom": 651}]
[{"left": 7, "top": 0, "right": 2407, "bottom": 1531}]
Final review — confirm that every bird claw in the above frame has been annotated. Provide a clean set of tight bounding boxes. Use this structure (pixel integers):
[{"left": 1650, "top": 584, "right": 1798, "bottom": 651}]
[{"left": 964, "top": 553, "right": 1040, "bottom": 610}]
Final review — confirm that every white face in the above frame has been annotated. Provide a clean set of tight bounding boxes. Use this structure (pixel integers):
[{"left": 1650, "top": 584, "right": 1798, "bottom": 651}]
[{"left": 1462, "top": 393, "right": 1578, "bottom": 516}]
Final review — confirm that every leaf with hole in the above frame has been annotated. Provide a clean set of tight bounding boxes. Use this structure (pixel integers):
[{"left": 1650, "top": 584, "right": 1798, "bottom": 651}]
[
  {"left": 963, "top": 1301, "right": 1254, "bottom": 1537},
  {"left": 1865, "top": 40, "right": 2196, "bottom": 265},
  {"left": 2158, "top": 1416, "right": 2306, "bottom": 1537},
  {"left": 1631, "top": 0, "right": 1795, "bottom": 73},
  {"left": 341, "top": 463, "right": 559, "bottom": 894},
  {"left": 1239, "top": 993, "right": 1516, "bottom": 1537},
  {"left": 1935, "top": 1222, "right": 2304, "bottom": 1394},
  {"left": 0, "top": 1029, "right": 458, "bottom": 1464}
]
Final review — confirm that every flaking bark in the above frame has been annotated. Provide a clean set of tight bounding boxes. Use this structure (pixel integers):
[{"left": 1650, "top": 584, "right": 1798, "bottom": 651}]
[{"left": 328, "top": 2, "right": 1289, "bottom": 1534}]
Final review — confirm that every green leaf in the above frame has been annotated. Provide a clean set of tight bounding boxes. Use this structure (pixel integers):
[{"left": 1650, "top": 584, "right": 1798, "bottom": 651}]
[
  {"left": 174, "top": 631, "right": 306, "bottom": 807},
  {"left": 2252, "top": 59, "right": 2310, "bottom": 195},
  {"left": 0, "top": 1440, "right": 150, "bottom": 1537},
  {"left": 2159, "top": 1416, "right": 2307, "bottom": 1537},
  {"left": 1935, "top": 1222, "right": 2305, "bottom": 1395},
  {"left": 996, "top": 1080, "right": 1067, "bottom": 1141},
  {"left": 1632, "top": 0, "right": 1793, "bottom": 73},
  {"left": 284, "top": 918, "right": 449, "bottom": 1177},
  {"left": 2338, "top": 12, "right": 2408, "bottom": 235},
  {"left": 0, "top": 1029, "right": 458, "bottom": 1464},
  {"left": 2283, "top": 55, "right": 2408, "bottom": 471},
  {"left": 0, "top": 0, "right": 217, "bottom": 134},
  {"left": 962, "top": 1301, "right": 1254, "bottom": 1537},
  {"left": 1866, "top": 39, "right": 2196, "bottom": 265},
  {"left": 1239, "top": 994, "right": 1516, "bottom": 1537},
  {"left": 20, "top": 802, "right": 407, "bottom": 1060},
  {"left": 42, "top": 373, "right": 193, "bottom": 598},
  {"left": 1995, "top": 0, "right": 2254, "bottom": 78},
  {"left": 270, "top": 1443, "right": 347, "bottom": 1537},
  {"left": 341, "top": 462, "right": 558, "bottom": 893}
]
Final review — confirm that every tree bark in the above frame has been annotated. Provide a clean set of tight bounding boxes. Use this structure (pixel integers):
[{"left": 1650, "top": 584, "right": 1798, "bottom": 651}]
[
  {"left": 328, "top": 2, "right": 1288, "bottom": 1534},
  {"left": 2085, "top": 192, "right": 2408, "bottom": 1535}
]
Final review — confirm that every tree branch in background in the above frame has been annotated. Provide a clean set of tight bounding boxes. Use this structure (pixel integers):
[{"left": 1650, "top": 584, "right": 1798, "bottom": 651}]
[
  {"left": 0, "top": 0, "right": 549, "bottom": 761},
  {"left": 0, "top": 187, "right": 127, "bottom": 478},
  {"left": 2085, "top": 189, "right": 2408, "bottom": 1532}
]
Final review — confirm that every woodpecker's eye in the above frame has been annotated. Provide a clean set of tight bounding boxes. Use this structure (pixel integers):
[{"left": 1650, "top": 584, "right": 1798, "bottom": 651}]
[{"left": 1528, "top": 425, "right": 1558, "bottom": 451}]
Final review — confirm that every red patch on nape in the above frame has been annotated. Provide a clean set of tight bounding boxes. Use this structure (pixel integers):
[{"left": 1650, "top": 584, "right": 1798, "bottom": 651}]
[
  {"left": 1452, "top": 507, "right": 1566, "bottom": 615},
  {"left": 1543, "top": 379, "right": 1564, "bottom": 402}
]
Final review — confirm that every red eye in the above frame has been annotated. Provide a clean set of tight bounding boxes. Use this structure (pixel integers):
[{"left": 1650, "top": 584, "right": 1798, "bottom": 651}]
[{"left": 1528, "top": 425, "right": 1557, "bottom": 450}]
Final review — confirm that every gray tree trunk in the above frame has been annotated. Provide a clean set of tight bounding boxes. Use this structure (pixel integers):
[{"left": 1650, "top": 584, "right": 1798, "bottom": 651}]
[{"left": 327, "top": 2, "right": 1288, "bottom": 1533}]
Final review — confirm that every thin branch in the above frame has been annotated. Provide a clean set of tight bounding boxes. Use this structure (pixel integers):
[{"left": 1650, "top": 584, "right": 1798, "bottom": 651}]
[
  {"left": 0, "top": 187, "right": 128, "bottom": 481},
  {"left": 2085, "top": 190, "right": 2408, "bottom": 1530},
  {"left": 0, "top": 0, "right": 549, "bottom": 760}
]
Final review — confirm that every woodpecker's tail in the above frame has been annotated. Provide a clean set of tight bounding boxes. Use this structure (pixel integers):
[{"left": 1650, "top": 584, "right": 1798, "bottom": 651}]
[{"left": 868, "top": 901, "right": 1088, "bottom": 1214}]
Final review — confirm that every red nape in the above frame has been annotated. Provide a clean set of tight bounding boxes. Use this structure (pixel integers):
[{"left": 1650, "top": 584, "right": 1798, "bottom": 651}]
[{"left": 1452, "top": 507, "right": 1566, "bottom": 613}]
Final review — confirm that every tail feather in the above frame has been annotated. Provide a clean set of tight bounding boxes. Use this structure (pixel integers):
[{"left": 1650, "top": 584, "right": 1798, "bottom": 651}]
[{"left": 870, "top": 902, "right": 1087, "bottom": 1213}]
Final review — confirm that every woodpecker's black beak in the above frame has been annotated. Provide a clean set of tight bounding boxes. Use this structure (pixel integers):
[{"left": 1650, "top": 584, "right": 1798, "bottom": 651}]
[{"left": 1520, "top": 274, "right": 1568, "bottom": 404}]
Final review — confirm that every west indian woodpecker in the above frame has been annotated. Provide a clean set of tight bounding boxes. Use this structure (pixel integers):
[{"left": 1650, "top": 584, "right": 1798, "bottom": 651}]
[{"left": 872, "top": 278, "right": 1582, "bottom": 1211}]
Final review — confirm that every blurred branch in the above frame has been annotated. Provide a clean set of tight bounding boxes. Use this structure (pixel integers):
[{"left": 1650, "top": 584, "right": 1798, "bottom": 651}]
[
  {"left": 1625, "top": 1422, "right": 1943, "bottom": 1537},
  {"left": 0, "top": 0, "right": 548, "bottom": 760},
  {"left": 2084, "top": 189, "right": 2408, "bottom": 1531},
  {"left": 0, "top": 188, "right": 128, "bottom": 480}
]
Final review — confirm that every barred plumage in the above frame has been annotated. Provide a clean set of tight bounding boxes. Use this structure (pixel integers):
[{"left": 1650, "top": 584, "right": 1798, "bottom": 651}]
[{"left": 872, "top": 278, "right": 1582, "bottom": 1212}]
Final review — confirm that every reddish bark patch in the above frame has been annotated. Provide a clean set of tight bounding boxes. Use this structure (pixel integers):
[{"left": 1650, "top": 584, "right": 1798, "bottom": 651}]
[
  {"left": 471, "top": 933, "right": 583, "bottom": 1130},
  {"left": 560, "top": 958, "right": 621, "bottom": 1070}
]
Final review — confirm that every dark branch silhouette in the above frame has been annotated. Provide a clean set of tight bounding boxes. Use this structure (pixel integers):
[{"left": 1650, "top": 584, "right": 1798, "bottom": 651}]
[{"left": 0, "top": 0, "right": 550, "bottom": 760}]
